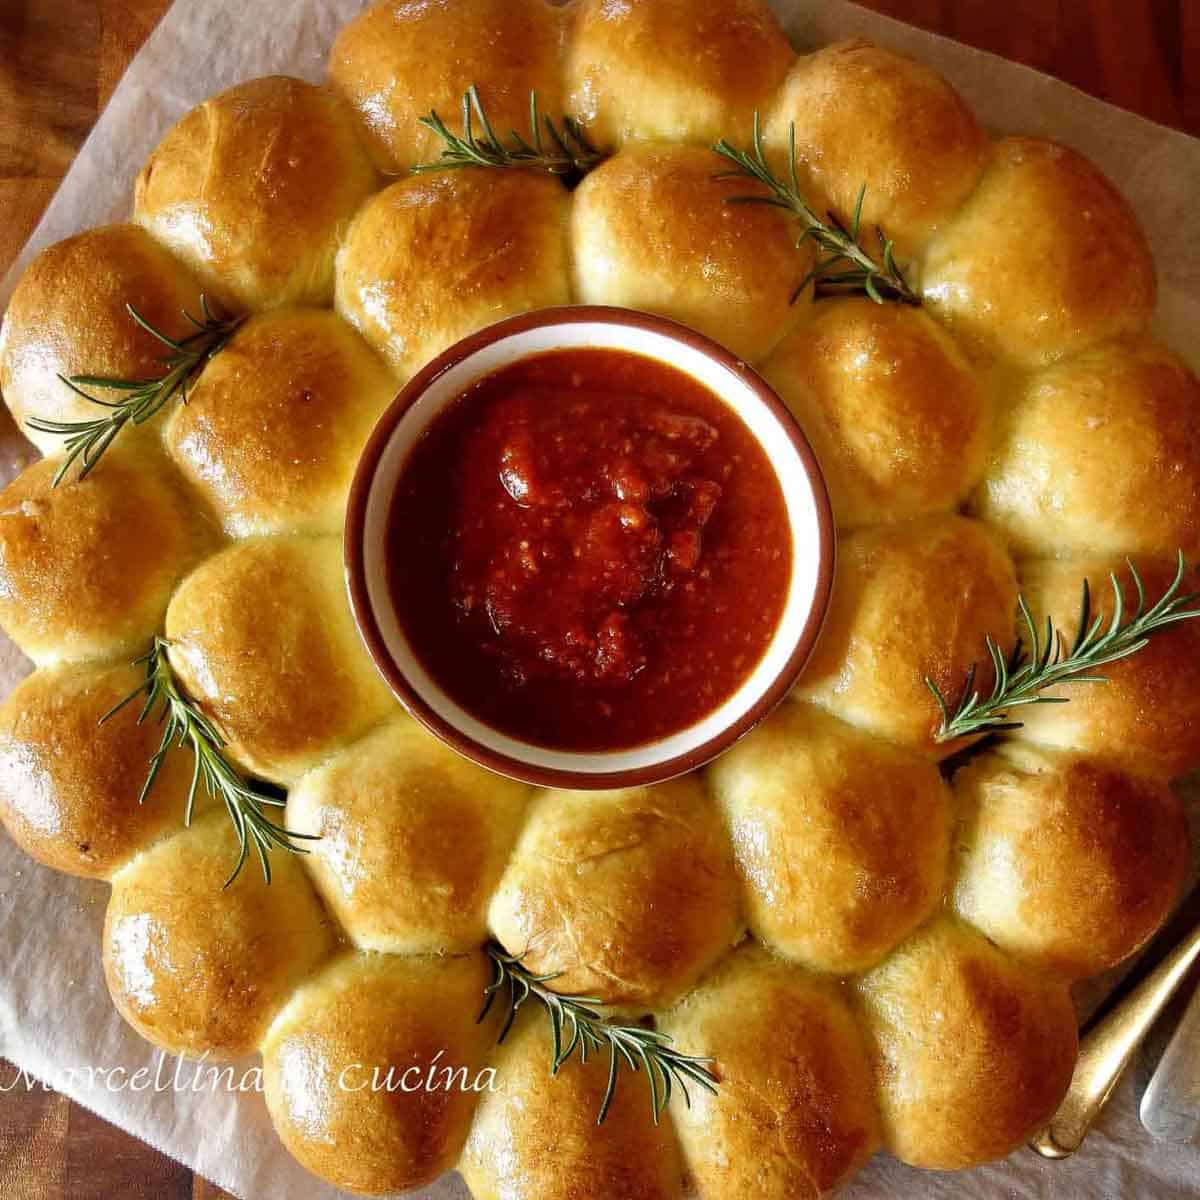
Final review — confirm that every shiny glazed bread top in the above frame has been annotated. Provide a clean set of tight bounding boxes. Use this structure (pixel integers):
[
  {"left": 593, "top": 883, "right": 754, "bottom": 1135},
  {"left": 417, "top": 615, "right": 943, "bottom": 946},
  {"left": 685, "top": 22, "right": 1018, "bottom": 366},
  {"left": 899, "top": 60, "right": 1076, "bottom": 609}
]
[{"left": 0, "top": 1, "right": 1194, "bottom": 1196}]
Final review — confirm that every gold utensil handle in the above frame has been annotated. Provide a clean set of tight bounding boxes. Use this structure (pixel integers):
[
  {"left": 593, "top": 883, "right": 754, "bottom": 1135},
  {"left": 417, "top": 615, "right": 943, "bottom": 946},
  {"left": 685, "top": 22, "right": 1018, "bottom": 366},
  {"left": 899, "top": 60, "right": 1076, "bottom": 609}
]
[{"left": 1029, "top": 922, "right": 1200, "bottom": 1159}]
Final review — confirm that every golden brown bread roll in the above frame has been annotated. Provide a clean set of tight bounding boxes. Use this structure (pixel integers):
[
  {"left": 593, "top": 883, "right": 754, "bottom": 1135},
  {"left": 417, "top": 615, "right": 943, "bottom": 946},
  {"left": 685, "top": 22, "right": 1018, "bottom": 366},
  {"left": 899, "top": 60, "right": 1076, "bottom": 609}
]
[
  {"left": 794, "top": 515, "right": 1019, "bottom": 757},
  {"left": 0, "top": 662, "right": 200, "bottom": 879},
  {"left": 660, "top": 943, "right": 880, "bottom": 1198},
  {"left": 1023, "top": 556, "right": 1200, "bottom": 768},
  {"left": 854, "top": 917, "right": 1078, "bottom": 1169},
  {"left": 0, "top": 224, "right": 202, "bottom": 455},
  {"left": 1011, "top": 556, "right": 1200, "bottom": 778},
  {"left": 336, "top": 170, "right": 570, "bottom": 380},
  {"left": 564, "top": 0, "right": 794, "bottom": 149},
  {"left": 0, "top": 450, "right": 212, "bottom": 666},
  {"left": 923, "top": 137, "right": 1156, "bottom": 366},
  {"left": 459, "top": 1010, "right": 684, "bottom": 1200},
  {"left": 134, "top": 76, "right": 377, "bottom": 311},
  {"left": 571, "top": 143, "right": 807, "bottom": 360},
  {"left": 164, "top": 536, "right": 394, "bottom": 785},
  {"left": 488, "top": 776, "right": 741, "bottom": 1010},
  {"left": 288, "top": 718, "right": 530, "bottom": 955},
  {"left": 263, "top": 950, "right": 494, "bottom": 1196},
  {"left": 328, "top": 0, "right": 566, "bottom": 174},
  {"left": 104, "top": 813, "right": 336, "bottom": 1058},
  {"left": 760, "top": 298, "right": 991, "bottom": 529},
  {"left": 972, "top": 339, "right": 1200, "bottom": 561},
  {"left": 952, "top": 744, "right": 1188, "bottom": 979},
  {"left": 764, "top": 40, "right": 989, "bottom": 258},
  {"left": 709, "top": 703, "right": 950, "bottom": 973},
  {"left": 164, "top": 308, "right": 394, "bottom": 537}
]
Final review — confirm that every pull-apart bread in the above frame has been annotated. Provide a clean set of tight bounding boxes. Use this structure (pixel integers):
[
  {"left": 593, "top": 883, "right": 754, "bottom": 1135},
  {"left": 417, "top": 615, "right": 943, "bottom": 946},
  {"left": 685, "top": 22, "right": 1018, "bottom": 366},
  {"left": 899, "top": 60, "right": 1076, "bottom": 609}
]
[{"left": 0, "top": 2, "right": 1194, "bottom": 1196}]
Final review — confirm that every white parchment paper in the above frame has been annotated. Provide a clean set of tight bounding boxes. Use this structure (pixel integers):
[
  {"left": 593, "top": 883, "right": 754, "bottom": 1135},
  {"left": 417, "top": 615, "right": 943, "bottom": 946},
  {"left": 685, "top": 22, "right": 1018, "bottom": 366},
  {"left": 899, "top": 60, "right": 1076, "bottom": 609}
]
[{"left": 1, "top": 2, "right": 1199, "bottom": 1197}]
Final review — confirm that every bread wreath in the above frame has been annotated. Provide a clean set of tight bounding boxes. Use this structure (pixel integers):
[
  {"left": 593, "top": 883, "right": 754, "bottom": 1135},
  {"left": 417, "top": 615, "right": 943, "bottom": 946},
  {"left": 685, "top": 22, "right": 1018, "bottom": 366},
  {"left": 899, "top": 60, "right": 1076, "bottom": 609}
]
[{"left": 0, "top": 1, "right": 1195, "bottom": 1195}]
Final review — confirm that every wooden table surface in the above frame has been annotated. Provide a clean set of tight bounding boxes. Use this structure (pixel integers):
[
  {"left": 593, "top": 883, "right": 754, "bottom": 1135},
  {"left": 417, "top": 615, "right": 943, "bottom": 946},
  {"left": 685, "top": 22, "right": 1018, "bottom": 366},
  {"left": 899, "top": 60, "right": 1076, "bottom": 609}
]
[{"left": 0, "top": 0, "right": 1196, "bottom": 1196}]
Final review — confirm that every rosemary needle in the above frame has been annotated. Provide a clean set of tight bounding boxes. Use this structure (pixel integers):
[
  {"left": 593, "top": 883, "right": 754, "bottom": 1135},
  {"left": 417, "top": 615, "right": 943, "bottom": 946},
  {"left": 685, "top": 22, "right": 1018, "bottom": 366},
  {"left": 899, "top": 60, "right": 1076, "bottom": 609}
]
[
  {"left": 103, "top": 637, "right": 316, "bottom": 887},
  {"left": 411, "top": 85, "right": 606, "bottom": 182},
  {"left": 479, "top": 942, "right": 718, "bottom": 1126},
  {"left": 28, "top": 296, "right": 243, "bottom": 486},
  {"left": 712, "top": 114, "right": 919, "bottom": 305},
  {"left": 928, "top": 552, "right": 1200, "bottom": 743}
]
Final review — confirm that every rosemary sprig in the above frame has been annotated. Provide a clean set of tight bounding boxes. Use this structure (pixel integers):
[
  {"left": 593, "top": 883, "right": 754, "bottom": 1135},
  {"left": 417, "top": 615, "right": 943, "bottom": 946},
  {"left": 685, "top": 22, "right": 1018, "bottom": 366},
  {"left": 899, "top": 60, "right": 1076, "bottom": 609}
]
[
  {"left": 28, "top": 296, "right": 243, "bottom": 486},
  {"left": 928, "top": 552, "right": 1200, "bottom": 743},
  {"left": 479, "top": 942, "right": 718, "bottom": 1126},
  {"left": 411, "top": 85, "right": 605, "bottom": 182},
  {"left": 712, "top": 115, "right": 918, "bottom": 304},
  {"left": 103, "top": 637, "right": 316, "bottom": 887}
]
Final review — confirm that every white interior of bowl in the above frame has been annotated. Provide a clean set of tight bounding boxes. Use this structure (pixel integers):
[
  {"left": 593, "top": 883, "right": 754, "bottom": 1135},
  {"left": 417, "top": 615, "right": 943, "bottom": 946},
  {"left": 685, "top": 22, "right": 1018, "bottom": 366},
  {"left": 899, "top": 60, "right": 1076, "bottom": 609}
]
[{"left": 357, "top": 316, "right": 827, "bottom": 780}]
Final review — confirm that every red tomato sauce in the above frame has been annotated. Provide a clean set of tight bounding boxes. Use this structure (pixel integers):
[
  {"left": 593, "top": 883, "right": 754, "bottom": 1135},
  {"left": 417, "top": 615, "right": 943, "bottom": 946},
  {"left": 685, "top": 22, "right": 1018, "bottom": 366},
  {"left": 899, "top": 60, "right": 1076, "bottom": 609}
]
[{"left": 387, "top": 348, "right": 791, "bottom": 751}]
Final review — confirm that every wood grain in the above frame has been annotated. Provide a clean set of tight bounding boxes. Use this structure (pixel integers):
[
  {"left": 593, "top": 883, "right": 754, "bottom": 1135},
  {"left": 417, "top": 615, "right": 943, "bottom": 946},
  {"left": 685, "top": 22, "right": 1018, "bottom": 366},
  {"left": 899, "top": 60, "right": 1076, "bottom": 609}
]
[
  {"left": 0, "top": 0, "right": 1195, "bottom": 1196},
  {"left": 856, "top": 0, "right": 1191, "bottom": 130}
]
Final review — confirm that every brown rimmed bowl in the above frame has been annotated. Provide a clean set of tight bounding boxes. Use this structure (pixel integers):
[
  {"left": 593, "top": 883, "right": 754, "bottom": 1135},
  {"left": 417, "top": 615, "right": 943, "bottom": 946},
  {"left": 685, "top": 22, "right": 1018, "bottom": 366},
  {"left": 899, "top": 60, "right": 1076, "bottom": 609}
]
[{"left": 345, "top": 306, "right": 835, "bottom": 789}]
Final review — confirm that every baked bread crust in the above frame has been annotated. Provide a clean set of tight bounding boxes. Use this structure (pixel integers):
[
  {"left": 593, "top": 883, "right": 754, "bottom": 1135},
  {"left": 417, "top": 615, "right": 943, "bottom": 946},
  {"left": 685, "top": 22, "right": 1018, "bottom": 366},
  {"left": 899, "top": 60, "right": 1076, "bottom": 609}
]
[
  {"left": 488, "top": 777, "right": 742, "bottom": 1009},
  {"left": 794, "top": 515, "right": 1020, "bottom": 756},
  {"left": 134, "top": 76, "right": 378, "bottom": 311},
  {"left": 973, "top": 338, "right": 1200, "bottom": 560},
  {"left": 460, "top": 1011, "right": 686, "bottom": 1200},
  {"left": 165, "top": 308, "right": 394, "bottom": 537},
  {"left": 710, "top": 702, "right": 951, "bottom": 973},
  {"left": 329, "top": 0, "right": 567, "bottom": 174},
  {"left": 923, "top": 137, "right": 1156, "bottom": 366},
  {"left": 1013, "top": 555, "right": 1200, "bottom": 778},
  {"left": 103, "top": 813, "right": 337, "bottom": 1059},
  {"left": 0, "top": 224, "right": 203, "bottom": 454},
  {"left": 0, "top": 662, "right": 200, "bottom": 878},
  {"left": 952, "top": 744, "right": 1188, "bottom": 978},
  {"left": 660, "top": 942, "right": 881, "bottom": 1197},
  {"left": 762, "top": 298, "right": 991, "bottom": 529},
  {"left": 336, "top": 169, "right": 571, "bottom": 380},
  {"left": 0, "top": 3, "right": 1195, "bottom": 1196},
  {"left": 855, "top": 917, "right": 1079, "bottom": 1169},
  {"left": 764, "top": 40, "right": 990, "bottom": 258},
  {"left": 163, "top": 536, "right": 394, "bottom": 785},
  {"left": 565, "top": 0, "right": 794, "bottom": 149},
  {"left": 0, "top": 450, "right": 213, "bottom": 666},
  {"left": 287, "top": 718, "right": 530, "bottom": 955},
  {"left": 571, "top": 142, "right": 808, "bottom": 360},
  {"left": 263, "top": 951, "right": 496, "bottom": 1196}
]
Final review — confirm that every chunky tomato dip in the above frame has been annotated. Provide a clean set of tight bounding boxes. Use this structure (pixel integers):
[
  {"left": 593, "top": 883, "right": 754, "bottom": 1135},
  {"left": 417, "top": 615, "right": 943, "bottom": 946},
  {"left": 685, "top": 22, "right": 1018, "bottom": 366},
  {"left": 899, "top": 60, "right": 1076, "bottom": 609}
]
[{"left": 387, "top": 348, "right": 791, "bottom": 751}]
